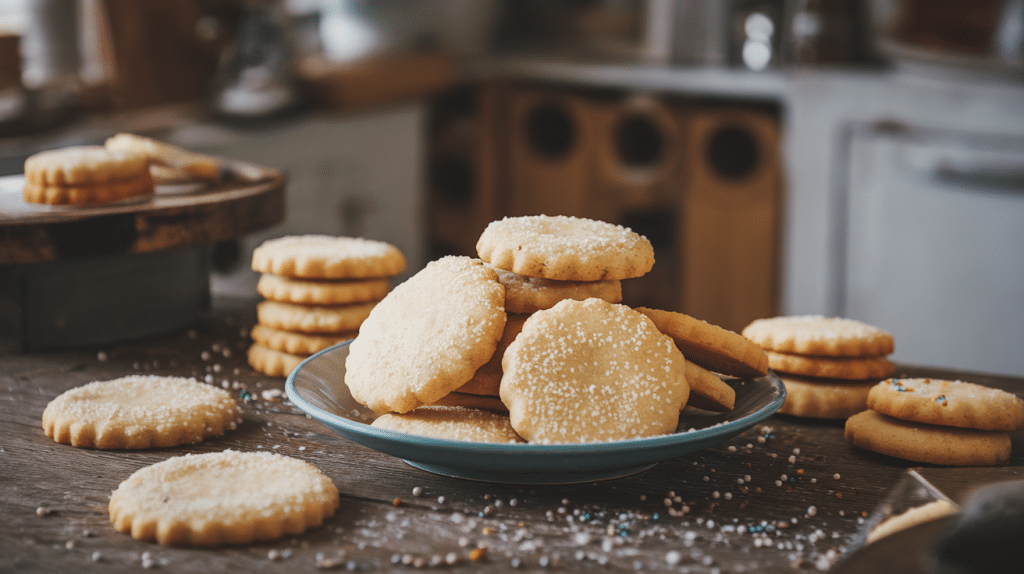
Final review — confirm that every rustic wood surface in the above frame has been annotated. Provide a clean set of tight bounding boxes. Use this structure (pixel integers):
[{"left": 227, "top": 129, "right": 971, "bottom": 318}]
[{"left": 2, "top": 298, "right": 1022, "bottom": 573}]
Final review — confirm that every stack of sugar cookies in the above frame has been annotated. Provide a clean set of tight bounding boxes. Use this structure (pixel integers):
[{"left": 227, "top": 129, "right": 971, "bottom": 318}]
[
  {"left": 345, "top": 215, "right": 769, "bottom": 445},
  {"left": 741, "top": 315, "right": 895, "bottom": 419},
  {"left": 845, "top": 377, "right": 1024, "bottom": 466},
  {"left": 23, "top": 144, "right": 155, "bottom": 205},
  {"left": 247, "top": 235, "right": 406, "bottom": 377}
]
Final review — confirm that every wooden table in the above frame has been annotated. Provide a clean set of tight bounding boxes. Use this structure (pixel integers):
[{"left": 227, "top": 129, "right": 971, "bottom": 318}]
[{"left": 3, "top": 298, "right": 1022, "bottom": 573}]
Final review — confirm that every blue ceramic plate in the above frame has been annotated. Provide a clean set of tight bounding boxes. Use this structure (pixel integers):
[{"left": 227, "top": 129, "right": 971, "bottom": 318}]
[{"left": 287, "top": 341, "right": 786, "bottom": 484}]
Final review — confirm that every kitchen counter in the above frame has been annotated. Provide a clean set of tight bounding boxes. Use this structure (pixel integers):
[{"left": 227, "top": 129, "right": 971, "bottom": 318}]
[{"left": 2, "top": 298, "right": 1022, "bottom": 573}]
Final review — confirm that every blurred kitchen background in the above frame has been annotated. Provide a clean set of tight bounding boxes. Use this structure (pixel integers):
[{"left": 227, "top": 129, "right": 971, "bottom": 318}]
[{"left": 0, "top": 0, "right": 1021, "bottom": 376}]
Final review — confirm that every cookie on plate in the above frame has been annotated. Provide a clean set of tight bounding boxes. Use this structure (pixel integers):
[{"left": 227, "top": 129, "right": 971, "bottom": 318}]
[
  {"left": 42, "top": 375, "right": 240, "bottom": 449},
  {"left": 488, "top": 264, "right": 622, "bottom": 314},
  {"left": 635, "top": 307, "right": 768, "bottom": 379},
  {"left": 23, "top": 145, "right": 154, "bottom": 205},
  {"left": 109, "top": 450, "right": 338, "bottom": 546},
  {"left": 844, "top": 410, "right": 1011, "bottom": 466},
  {"left": 684, "top": 361, "right": 736, "bottom": 413},
  {"left": 251, "top": 235, "right": 406, "bottom": 280},
  {"left": 345, "top": 256, "right": 506, "bottom": 415},
  {"left": 477, "top": 215, "right": 654, "bottom": 281},
  {"left": 742, "top": 315, "right": 895, "bottom": 358},
  {"left": 455, "top": 313, "right": 529, "bottom": 397},
  {"left": 867, "top": 378, "right": 1024, "bottom": 432},
  {"left": 371, "top": 406, "right": 523, "bottom": 443},
  {"left": 500, "top": 298, "right": 688, "bottom": 444},
  {"left": 105, "top": 132, "right": 223, "bottom": 183}
]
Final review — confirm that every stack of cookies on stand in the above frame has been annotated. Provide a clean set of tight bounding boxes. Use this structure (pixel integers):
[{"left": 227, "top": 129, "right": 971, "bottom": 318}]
[
  {"left": 247, "top": 235, "right": 406, "bottom": 377},
  {"left": 741, "top": 315, "right": 896, "bottom": 419},
  {"left": 845, "top": 377, "right": 1024, "bottom": 466}
]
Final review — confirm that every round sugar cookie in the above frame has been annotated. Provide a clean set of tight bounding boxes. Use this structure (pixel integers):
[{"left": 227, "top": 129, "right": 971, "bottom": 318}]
[
  {"left": 867, "top": 378, "right": 1024, "bottom": 431},
  {"left": 23, "top": 173, "right": 155, "bottom": 205},
  {"left": 344, "top": 256, "right": 506, "bottom": 415},
  {"left": 844, "top": 410, "right": 1011, "bottom": 466},
  {"left": 476, "top": 215, "right": 654, "bottom": 281},
  {"left": 371, "top": 406, "right": 522, "bottom": 443},
  {"left": 684, "top": 361, "right": 736, "bottom": 413},
  {"left": 252, "top": 235, "right": 406, "bottom": 279},
  {"left": 247, "top": 343, "right": 306, "bottom": 377},
  {"left": 24, "top": 145, "right": 150, "bottom": 186},
  {"left": 742, "top": 315, "right": 894, "bottom": 358},
  {"left": 777, "top": 375, "right": 874, "bottom": 419},
  {"left": 109, "top": 450, "right": 338, "bottom": 546},
  {"left": 42, "top": 375, "right": 240, "bottom": 449},
  {"left": 250, "top": 323, "right": 356, "bottom": 356},
  {"left": 767, "top": 350, "right": 895, "bottom": 380},
  {"left": 257, "top": 273, "right": 390, "bottom": 305},
  {"left": 106, "top": 132, "right": 222, "bottom": 182},
  {"left": 635, "top": 307, "right": 769, "bottom": 379},
  {"left": 256, "top": 300, "right": 376, "bottom": 334},
  {"left": 500, "top": 298, "right": 688, "bottom": 444},
  {"left": 488, "top": 264, "right": 622, "bottom": 313},
  {"left": 456, "top": 313, "right": 529, "bottom": 397}
]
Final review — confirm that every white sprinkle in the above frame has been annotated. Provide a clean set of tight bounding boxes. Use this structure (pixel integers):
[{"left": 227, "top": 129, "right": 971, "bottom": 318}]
[
  {"left": 833, "top": 473, "right": 841, "bottom": 480},
  {"left": 807, "top": 506, "right": 817, "bottom": 517},
  {"left": 412, "top": 487, "right": 423, "bottom": 497}
]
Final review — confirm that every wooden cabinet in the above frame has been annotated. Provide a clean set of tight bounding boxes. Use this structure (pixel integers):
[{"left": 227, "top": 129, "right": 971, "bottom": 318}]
[{"left": 427, "top": 81, "right": 781, "bottom": 333}]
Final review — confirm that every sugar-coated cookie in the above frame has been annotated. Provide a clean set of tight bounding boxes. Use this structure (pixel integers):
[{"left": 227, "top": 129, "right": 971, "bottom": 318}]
[
  {"left": 250, "top": 323, "right": 356, "bottom": 356},
  {"left": 684, "top": 361, "right": 736, "bottom": 413},
  {"left": 252, "top": 235, "right": 406, "bottom": 279},
  {"left": 867, "top": 378, "right": 1024, "bottom": 431},
  {"left": 345, "top": 256, "right": 506, "bottom": 415},
  {"left": 257, "top": 273, "right": 390, "bottom": 305},
  {"left": 844, "top": 410, "right": 1011, "bottom": 466},
  {"left": 635, "top": 307, "right": 768, "bottom": 379},
  {"left": 247, "top": 342, "right": 307, "bottom": 377},
  {"left": 42, "top": 375, "right": 240, "bottom": 449},
  {"left": 25, "top": 145, "right": 150, "bottom": 186},
  {"left": 256, "top": 300, "right": 377, "bottom": 334},
  {"left": 456, "top": 313, "right": 529, "bottom": 397},
  {"left": 371, "top": 406, "right": 523, "bottom": 443},
  {"left": 767, "top": 350, "right": 895, "bottom": 380},
  {"left": 105, "top": 132, "right": 222, "bottom": 182},
  {"left": 108, "top": 451, "right": 338, "bottom": 546},
  {"left": 742, "top": 315, "right": 894, "bottom": 358},
  {"left": 488, "top": 264, "right": 622, "bottom": 313},
  {"left": 430, "top": 393, "right": 508, "bottom": 413},
  {"left": 477, "top": 215, "right": 654, "bottom": 281},
  {"left": 777, "top": 374, "right": 874, "bottom": 419},
  {"left": 501, "top": 298, "right": 688, "bottom": 444}
]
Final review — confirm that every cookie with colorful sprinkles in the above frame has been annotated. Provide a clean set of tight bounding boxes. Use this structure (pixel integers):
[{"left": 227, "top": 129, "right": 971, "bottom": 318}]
[{"left": 867, "top": 377, "right": 1024, "bottom": 431}]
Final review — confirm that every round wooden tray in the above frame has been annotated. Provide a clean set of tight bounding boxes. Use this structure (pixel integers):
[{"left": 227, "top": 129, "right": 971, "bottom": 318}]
[{"left": 0, "top": 159, "right": 285, "bottom": 264}]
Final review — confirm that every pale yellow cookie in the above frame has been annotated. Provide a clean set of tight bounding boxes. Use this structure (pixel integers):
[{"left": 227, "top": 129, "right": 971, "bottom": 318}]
[
  {"left": 23, "top": 172, "right": 154, "bottom": 205},
  {"left": 635, "top": 307, "right": 769, "bottom": 379},
  {"left": 867, "top": 378, "right": 1024, "bottom": 431},
  {"left": 257, "top": 273, "right": 390, "bottom": 305},
  {"left": 767, "top": 350, "right": 895, "bottom": 380},
  {"left": 456, "top": 313, "right": 529, "bottom": 397},
  {"left": 256, "top": 300, "right": 376, "bottom": 334},
  {"left": 25, "top": 145, "right": 150, "bottom": 186},
  {"left": 252, "top": 235, "right": 406, "bottom": 280},
  {"left": 250, "top": 323, "right": 356, "bottom": 356},
  {"left": 109, "top": 450, "right": 338, "bottom": 546},
  {"left": 742, "top": 315, "right": 895, "bottom": 358},
  {"left": 844, "top": 410, "right": 1011, "bottom": 466},
  {"left": 867, "top": 499, "right": 959, "bottom": 544},
  {"left": 777, "top": 375, "right": 874, "bottom": 419},
  {"left": 371, "top": 406, "right": 523, "bottom": 443},
  {"left": 345, "top": 256, "right": 506, "bottom": 415},
  {"left": 477, "top": 215, "right": 655, "bottom": 281},
  {"left": 684, "top": 361, "right": 736, "bottom": 413},
  {"left": 105, "top": 132, "right": 222, "bottom": 182},
  {"left": 488, "top": 264, "right": 622, "bottom": 314},
  {"left": 501, "top": 298, "right": 689, "bottom": 444},
  {"left": 430, "top": 392, "right": 508, "bottom": 413},
  {"left": 247, "top": 343, "right": 306, "bottom": 377},
  {"left": 42, "top": 375, "right": 240, "bottom": 449}
]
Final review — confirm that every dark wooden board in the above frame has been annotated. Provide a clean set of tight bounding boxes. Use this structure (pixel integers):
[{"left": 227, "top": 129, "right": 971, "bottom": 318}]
[{"left": 2, "top": 299, "right": 1022, "bottom": 572}]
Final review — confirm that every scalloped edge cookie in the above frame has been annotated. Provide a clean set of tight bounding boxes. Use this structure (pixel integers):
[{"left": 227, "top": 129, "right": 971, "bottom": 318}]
[
  {"left": 742, "top": 315, "right": 894, "bottom": 358},
  {"left": 252, "top": 235, "right": 406, "bottom": 279},
  {"left": 635, "top": 307, "right": 768, "bottom": 379},
  {"left": 867, "top": 378, "right": 1024, "bottom": 431},
  {"left": 845, "top": 410, "right": 1011, "bottom": 466}
]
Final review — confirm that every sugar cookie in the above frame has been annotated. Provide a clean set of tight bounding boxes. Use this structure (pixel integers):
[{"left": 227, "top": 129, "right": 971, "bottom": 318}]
[
  {"left": 844, "top": 410, "right": 1011, "bottom": 466},
  {"left": 431, "top": 393, "right": 508, "bottom": 413},
  {"left": 42, "top": 375, "right": 240, "bottom": 449},
  {"left": 105, "top": 132, "right": 223, "bottom": 182},
  {"left": 345, "top": 256, "right": 506, "bottom": 414},
  {"left": 684, "top": 361, "right": 736, "bottom": 413},
  {"left": 25, "top": 145, "right": 150, "bottom": 186},
  {"left": 500, "top": 298, "right": 688, "bottom": 444},
  {"left": 251, "top": 235, "right": 406, "bottom": 280},
  {"left": 371, "top": 406, "right": 523, "bottom": 443},
  {"left": 108, "top": 450, "right": 338, "bottom": 546},
  {"left": 477, "top": 215, "right": 654, "bottom": 281},
  {"left": 250, "top": 323, "right": 356, "bottom": 356},
  {"left": 767, "top": 350, "right": 895, "bottom": 380},
  {"left": 256, "top": 300, "right": 377, "bottom": 334},
  {"left": 488, "top": 264, "right": 622, "bottom": 313},
  {"left": 777, "top": 375, "right": 874, "bottom": 419},
  {"left": 635, "top": 307, "right": 768, "bottom": 379},
  {"left": 867, "top": 378, "right": 1024, "bottom": 432},
  {"left": 257, "top": 273, "right": 390, "bottom": 305},
  {"left": 23, "top": 175, "right": 155, "bottom": 205},
  {"left": 247, "top": 342, "right": 306, "bottom": 377},
  {"left": 742, "top": 315, "right": 894, "bottom": 358},
  {"left": 456, "top": 313, "right": 529, "bottom": 397}
]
